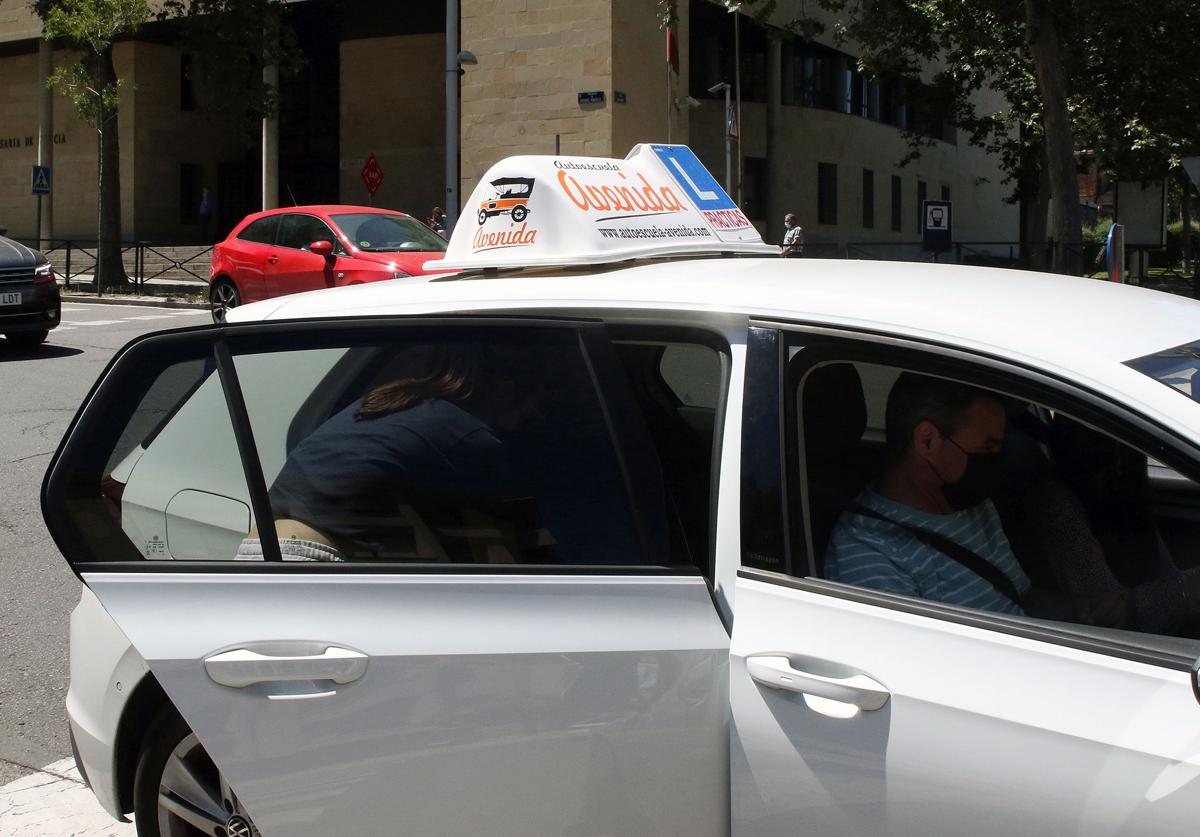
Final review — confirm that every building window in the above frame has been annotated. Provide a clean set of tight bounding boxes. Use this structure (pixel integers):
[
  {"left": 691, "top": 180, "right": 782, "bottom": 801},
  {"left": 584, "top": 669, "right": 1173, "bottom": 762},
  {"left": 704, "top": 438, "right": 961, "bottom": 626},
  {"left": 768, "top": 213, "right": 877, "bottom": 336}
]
[
  {"left": 180, "top": 163, "right": 200, "bottom": 224},
  {"left": 941, "top": 185, "right": 951, "bottom": 202},
  {"left": 862, "top": 169, "right": 875, "bottom": 229},
  {"left": 917, "top": 180, "right": 928, "bottom": 232},
  {"left": 180, "top": 54, "right": 194, "bottom": 112},
  {"left": 891, "top": 175, "right": 903, "bottom": 232},
  {"left": 794, "top": 45, "right": 837, "bottom": 110},
  {"left": 818, "top": 163, "right": 838, "bottom": 225}
]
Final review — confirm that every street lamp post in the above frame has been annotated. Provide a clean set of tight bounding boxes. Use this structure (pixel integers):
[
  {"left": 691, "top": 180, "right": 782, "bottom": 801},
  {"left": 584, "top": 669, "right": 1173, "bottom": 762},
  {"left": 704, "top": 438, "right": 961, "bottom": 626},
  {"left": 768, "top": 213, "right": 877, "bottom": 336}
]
[
  {"left": 445, "top": 0, "right": 477, "bottom": 232},
  {"left": 708, "top": 82, "right": 732, "bottom": 195}
]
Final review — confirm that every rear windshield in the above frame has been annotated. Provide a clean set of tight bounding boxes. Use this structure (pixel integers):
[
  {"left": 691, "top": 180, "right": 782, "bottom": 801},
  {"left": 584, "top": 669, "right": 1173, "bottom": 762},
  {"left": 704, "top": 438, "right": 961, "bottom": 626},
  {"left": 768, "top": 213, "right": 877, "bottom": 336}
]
[
  {"left": 1125, "top": 339, "right": 1200, "bottom": 402},
  {"left": 331, "top": 213, "right": 447, "bottom": 253}
]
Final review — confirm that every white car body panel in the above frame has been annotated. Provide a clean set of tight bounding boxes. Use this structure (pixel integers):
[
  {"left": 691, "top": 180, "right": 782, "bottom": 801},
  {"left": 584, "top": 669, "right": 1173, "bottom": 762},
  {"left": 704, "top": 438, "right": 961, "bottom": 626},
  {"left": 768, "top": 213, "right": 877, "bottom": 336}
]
[
  {"left": 66, "top": 586, "right": 149, "bottom": 819},
  {"left": 81, "top": 572, "right": 731, "bottom": 836},
  {"left": 729, "top": 578, "right": 1200, "bottom": 835},
  {"left": 61, "top": 256, "right": 1200, "bottom": 832}
]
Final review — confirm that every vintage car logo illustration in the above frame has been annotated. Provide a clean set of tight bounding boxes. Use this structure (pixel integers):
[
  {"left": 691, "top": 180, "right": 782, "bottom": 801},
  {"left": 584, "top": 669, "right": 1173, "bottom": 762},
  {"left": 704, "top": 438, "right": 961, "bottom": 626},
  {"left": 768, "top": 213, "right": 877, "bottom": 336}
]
[{"left": 478, "top": 177, "right": 535, "bottom": 225}]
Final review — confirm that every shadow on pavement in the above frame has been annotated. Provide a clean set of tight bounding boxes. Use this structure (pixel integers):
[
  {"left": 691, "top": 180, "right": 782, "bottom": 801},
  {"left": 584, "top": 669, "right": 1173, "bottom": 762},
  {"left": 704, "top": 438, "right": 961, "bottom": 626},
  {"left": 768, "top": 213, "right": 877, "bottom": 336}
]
[{"left": 0, "top": 342, "right": 85, "bottom": 361}]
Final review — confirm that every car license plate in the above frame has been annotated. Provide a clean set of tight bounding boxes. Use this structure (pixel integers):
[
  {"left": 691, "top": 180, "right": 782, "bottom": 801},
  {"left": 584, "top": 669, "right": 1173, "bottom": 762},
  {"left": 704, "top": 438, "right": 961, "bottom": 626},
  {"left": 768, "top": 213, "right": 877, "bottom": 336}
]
[{"left": 0, "top": 291, "right": 21, "bottom": 307}]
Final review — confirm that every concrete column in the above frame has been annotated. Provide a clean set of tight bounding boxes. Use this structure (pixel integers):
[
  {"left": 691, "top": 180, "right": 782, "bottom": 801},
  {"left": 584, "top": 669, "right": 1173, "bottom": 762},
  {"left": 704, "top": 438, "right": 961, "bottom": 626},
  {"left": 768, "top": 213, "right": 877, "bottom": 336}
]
[
  {"left": 37, "top": 38, "right": 53, "bottom": 245},
  {"left": 262, "top": 61, "right": 279, "bottom": 211},
  {"left": 765, "top": 34, "right": 781, "bottom": 239},
  {"left": 445, "top": 0, "right": 460, "bottom": 229}
]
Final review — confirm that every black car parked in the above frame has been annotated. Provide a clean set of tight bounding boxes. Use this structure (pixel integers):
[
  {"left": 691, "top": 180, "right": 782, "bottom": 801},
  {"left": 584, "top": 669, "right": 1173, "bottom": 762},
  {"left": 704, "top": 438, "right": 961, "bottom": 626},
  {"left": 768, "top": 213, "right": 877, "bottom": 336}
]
[{"left": 0, "top": 236, "right": 61, "bottom": 346}]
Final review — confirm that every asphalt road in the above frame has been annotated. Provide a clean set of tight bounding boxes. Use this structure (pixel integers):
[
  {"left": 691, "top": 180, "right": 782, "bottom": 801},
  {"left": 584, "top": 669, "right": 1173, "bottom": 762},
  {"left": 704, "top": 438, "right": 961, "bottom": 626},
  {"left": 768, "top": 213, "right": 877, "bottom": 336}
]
[{"left": 0, "top": 301, "right": 208, "bottom": 788}]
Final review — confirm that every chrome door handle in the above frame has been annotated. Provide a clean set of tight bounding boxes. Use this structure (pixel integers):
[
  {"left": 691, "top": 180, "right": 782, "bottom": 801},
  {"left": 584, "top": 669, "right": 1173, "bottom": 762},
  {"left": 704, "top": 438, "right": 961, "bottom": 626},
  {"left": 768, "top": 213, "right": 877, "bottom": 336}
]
[
  {"left": 746, "top": 654, "right": 890, "bottom": 711},
  {"left": 204, "top": 646, "right": 368, "bottom": 688}
]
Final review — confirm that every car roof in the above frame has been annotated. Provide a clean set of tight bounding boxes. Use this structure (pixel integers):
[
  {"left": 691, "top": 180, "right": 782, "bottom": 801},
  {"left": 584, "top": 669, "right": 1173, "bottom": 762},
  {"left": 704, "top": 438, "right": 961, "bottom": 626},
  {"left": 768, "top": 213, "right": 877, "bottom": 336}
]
[
  {"left": 238, "top": 205, "right": 411, "bottom": 223},
  {"left": 229, "top": 257, "right": 1200, "bottom": 437}
]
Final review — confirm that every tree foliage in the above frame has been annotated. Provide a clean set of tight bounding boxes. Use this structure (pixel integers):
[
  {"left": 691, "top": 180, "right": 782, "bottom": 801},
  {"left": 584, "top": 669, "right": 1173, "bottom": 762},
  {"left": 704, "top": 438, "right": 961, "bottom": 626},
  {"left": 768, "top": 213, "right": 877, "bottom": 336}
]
[
  {"left": 39, "top": 0, "right": 148, "bottom": 124},
  {"left": 158, "top": 0, "right": 305, "bottom": 136},
  {"left": 662, "top": 0, "right": 1200, "bottom": 274},
  {"left": 36, "top": 0, "right": 150, "bottom": 288}
]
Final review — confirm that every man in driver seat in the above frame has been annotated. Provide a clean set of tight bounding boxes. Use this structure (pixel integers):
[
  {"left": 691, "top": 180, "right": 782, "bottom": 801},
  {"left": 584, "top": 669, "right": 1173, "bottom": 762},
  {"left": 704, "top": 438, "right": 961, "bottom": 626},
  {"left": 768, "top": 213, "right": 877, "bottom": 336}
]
[{"left": 825, "top": 373, "right": 1031, "bottom": 615}]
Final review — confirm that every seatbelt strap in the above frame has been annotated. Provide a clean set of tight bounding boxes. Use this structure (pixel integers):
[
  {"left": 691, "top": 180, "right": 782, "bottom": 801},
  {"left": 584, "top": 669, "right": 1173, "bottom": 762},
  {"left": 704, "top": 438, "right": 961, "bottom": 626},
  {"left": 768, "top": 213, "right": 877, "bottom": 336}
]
[{"left": 848, "top": 502, "right": 1023, "bottom": 607}]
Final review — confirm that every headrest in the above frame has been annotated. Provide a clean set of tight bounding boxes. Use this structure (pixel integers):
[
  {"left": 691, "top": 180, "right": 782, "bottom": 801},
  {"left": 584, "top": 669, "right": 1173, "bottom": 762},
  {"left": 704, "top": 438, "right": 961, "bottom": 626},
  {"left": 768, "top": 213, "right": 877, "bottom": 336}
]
[{"left": 803, "top": 363, "right": 867, "bottom": 460}]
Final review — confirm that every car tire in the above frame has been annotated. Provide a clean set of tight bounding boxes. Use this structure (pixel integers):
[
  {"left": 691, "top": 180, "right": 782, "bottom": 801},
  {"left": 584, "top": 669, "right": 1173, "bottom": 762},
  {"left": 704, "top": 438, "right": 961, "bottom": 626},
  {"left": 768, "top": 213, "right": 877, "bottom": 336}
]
[
  {"left": 477, "top": 209, "right": 488, "bottom": 225},
  {"left": 4, "top": 330, "right": 48, "bottom": 347},
  {"left": 133, "top": 707, "right": 261, "bottom": 837},
  {"left": 209, "top": 279, "right": 240, "bottom": 324},
  {"left": 511, "top": 205, "right": 528, "bottom": 222}
]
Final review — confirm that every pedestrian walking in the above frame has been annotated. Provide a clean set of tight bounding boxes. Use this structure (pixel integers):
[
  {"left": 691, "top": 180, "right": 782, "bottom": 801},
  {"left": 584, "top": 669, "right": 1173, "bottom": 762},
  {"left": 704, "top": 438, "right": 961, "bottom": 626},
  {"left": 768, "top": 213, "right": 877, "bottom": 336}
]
[
  {"left": 198, "top": 187, "right": 214, "bottom": 243},
  {"left": 781, "top": 213, "right": 803, "bottom": 258}
]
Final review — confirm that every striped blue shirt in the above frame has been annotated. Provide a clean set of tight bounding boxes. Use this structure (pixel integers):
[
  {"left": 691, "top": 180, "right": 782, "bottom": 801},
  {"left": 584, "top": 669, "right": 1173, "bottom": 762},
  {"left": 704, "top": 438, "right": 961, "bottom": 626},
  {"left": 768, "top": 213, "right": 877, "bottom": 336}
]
[{"left": 825, "top": 489, "right": 1029, "bottom": 615}]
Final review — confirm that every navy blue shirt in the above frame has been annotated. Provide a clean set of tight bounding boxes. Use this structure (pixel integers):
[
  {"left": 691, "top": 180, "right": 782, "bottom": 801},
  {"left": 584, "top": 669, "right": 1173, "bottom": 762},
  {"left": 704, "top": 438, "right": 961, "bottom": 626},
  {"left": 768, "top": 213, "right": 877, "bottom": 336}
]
[{"left": 269, "top": 399, "right": 514, "bottom": 560}]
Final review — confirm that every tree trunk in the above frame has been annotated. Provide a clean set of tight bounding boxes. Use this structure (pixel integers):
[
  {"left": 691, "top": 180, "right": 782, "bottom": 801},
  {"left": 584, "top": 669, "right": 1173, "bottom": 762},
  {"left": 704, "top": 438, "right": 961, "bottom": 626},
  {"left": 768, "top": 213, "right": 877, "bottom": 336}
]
[
  {"left": 94, "top": 45, "right": 126, "bottom": 291},
  {"left": 1024, "top": 0, "right": 1082, "bottom": 275},
  {"left": 1181, "top": 168, "right": 1192, "bottom": 275},
  {"left": 1021, "top": 152, "right": 1051, "bottom": 269}
]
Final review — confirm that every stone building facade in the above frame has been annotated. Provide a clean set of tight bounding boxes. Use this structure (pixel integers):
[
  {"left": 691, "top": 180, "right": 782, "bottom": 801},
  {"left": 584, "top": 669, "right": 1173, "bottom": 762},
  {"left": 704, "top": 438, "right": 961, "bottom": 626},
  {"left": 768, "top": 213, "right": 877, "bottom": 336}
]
[{"left": 0, "top": 0, "right": 1017, "bottom": 248}]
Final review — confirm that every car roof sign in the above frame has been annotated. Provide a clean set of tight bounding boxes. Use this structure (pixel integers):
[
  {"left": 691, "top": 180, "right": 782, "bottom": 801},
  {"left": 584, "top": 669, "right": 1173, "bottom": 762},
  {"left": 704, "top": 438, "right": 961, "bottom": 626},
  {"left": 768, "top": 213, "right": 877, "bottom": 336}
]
[{"left": 430, "top": 143, "right": 778, "bottom": 273}]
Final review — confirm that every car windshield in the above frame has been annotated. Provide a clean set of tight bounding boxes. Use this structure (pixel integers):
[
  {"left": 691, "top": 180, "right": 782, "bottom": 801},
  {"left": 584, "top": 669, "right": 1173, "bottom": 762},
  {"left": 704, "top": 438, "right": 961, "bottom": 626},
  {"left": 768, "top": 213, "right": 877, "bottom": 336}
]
[
  {"left": 330, "top": 213, "right": 447, "bottom": 253},
  {"left": 1125, "top": 339, "right": 1200, "bottom": 402}
]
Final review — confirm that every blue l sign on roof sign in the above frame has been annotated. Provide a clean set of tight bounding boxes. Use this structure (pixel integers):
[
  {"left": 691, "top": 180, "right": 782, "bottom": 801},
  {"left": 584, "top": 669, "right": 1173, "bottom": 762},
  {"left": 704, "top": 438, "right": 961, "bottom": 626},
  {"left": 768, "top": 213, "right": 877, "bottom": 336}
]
[
  {"left": 31, "top": 165, "right": 51, "bottom": 196},
  {"left": 649, "top": 144, "right": 752, "bottom": 234},
  {"left": 651, "top": 145, "right": 734, "bottom": 211}
]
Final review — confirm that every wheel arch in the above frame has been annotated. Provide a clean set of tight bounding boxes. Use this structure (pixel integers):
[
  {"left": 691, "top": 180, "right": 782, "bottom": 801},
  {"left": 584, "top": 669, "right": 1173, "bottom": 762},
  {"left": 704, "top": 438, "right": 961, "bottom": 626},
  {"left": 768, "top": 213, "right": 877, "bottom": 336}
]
[
  {"left": 211, "top": 273, "right": 239, "bottom": 293},
  {"left": 114, "top": 672, "right": 173, "bottom": 814}
]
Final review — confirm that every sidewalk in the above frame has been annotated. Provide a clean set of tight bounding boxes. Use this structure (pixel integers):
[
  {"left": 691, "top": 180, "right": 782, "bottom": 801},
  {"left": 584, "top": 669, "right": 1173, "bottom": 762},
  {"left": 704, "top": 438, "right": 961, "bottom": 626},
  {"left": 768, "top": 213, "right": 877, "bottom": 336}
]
[
  {"left": 0, "top": 760, "right": 134, "bottom": 836},
  {"left": 62, "top": 292, "right": 209, "bottom": 311}
]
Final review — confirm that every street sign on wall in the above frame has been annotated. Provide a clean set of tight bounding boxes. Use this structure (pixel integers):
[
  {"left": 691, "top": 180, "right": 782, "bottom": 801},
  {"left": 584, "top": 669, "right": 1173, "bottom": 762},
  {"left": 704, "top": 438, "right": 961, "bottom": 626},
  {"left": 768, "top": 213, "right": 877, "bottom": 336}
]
[{"left": 360, "top": 154, "right": 383, "bottom": 196}]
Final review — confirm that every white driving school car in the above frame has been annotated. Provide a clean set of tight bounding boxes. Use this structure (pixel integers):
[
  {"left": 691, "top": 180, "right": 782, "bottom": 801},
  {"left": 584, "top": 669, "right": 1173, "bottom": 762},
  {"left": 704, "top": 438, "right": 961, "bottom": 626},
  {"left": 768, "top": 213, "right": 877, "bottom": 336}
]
[{"left": 45, "top": 146, "right": 1200, "bottom": 837}]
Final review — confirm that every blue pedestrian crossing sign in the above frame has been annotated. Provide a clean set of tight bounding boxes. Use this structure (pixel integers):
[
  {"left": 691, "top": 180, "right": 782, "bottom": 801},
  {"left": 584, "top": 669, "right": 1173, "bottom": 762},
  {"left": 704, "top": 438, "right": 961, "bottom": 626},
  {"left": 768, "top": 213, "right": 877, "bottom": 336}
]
[{"left": 31, "top": 165, "right": 51, "bottom": 196}]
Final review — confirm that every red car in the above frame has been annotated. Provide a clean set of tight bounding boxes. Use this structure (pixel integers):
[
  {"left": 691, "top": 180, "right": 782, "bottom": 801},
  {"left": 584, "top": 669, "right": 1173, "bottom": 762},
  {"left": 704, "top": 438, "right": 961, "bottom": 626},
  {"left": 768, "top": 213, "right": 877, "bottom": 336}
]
[{"left": 208, "top": 205, "right": 451, "bottom": 322}]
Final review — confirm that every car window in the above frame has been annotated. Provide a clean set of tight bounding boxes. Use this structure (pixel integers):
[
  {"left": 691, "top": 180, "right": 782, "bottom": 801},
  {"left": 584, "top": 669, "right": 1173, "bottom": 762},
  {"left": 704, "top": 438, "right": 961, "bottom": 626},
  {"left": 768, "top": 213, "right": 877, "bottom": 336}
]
[
  {"left": 1126, "top": 338, "right": 1200, "bottom": 403},
  {"left": 46, "top": 323, "right": 726, "bottom": 574},
  {"left": 51, "top": 341, "right": 254, "bottom": 563},
  {"left": 660, "top": 343, "right": 722, "bottom": 408},
  {"left": 788, "top": 354, "right": 1200, "bottom": 651},
  {"left": 277, "top": 213, "right": 339, "bottom": 251},
  {"left": 236, "top": 216, "right": 279, "bottom": 245},
  {"left": 231, "top": 326, "right": 658, "bottom": 564},
  {"left": 331, "top": 213, "right": 447, "bottom": 252}
]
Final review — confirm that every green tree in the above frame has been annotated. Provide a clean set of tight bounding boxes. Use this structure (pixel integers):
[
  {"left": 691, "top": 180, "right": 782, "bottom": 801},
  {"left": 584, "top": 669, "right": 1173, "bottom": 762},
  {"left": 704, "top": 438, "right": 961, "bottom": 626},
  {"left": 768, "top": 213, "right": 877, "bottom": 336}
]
[
  {"left": 815, "top": 0, "right": 1200, "bottom": 275},
  {"left": 159, "top": 0, "right": 304, "bottom": 139},
  {"left": 667, "top": 1, "right": 1200, "bottom": 276},
  {"left": 36, "top": 0, "right": 150, "bottom": 291}
]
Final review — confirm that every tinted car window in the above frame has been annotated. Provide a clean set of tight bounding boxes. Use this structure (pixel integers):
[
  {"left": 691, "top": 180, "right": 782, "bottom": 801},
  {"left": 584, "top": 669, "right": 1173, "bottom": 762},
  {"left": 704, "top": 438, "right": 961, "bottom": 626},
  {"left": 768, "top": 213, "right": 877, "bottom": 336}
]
[
  {"left": 236, "top": 216, "right": 279, "bottom": 245},
  {"left": 49, "top": 341, "right": 254, "bottom": 563},
  {"left": 331, "top": 213, "right": 447, "bottom": 252},
  {"left": 233, "top": 327, "right": 650, "bottom": 564},
  {"left": 277, "top": 214, "right": 338, "bottom": 251}
]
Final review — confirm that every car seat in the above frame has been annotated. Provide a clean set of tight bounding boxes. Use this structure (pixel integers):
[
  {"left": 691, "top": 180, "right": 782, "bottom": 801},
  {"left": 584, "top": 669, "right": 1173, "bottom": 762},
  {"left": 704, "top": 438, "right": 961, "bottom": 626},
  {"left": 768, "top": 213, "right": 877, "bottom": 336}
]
[{"left": 800, "top": 362, "right": 870, "bottom": 574}]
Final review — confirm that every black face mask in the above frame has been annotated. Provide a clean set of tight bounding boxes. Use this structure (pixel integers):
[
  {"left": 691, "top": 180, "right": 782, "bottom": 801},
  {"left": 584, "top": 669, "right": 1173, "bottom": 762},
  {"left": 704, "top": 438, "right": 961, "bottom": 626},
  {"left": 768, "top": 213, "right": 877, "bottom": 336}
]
[{"left": 932, "top": 430, "right": 1005, "bottom": 511}]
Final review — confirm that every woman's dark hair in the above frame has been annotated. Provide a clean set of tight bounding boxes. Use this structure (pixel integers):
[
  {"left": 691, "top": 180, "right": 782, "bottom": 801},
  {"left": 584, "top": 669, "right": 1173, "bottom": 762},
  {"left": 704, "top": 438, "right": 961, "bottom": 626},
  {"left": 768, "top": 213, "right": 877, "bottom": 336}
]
[{"left": 354, "top": 343, "right": 486, "bottom": 420}]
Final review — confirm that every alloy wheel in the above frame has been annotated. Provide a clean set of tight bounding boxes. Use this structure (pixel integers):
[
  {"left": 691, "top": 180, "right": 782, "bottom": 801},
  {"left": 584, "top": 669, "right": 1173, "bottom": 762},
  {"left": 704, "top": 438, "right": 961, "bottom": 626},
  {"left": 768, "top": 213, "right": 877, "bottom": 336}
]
[
  {"left": 155, "top": 732, "right": 260, "bottom": 837},
  {"left": 210, "top": 282, "right": 239, "bottom": 324}
]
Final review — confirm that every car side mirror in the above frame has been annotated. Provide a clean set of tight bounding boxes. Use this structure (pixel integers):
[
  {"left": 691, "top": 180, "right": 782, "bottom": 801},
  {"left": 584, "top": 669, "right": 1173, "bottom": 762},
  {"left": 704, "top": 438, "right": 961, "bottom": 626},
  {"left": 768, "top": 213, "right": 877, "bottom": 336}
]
[{"left": 309, "top": 240, "right": 335, "bottom": 258}]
